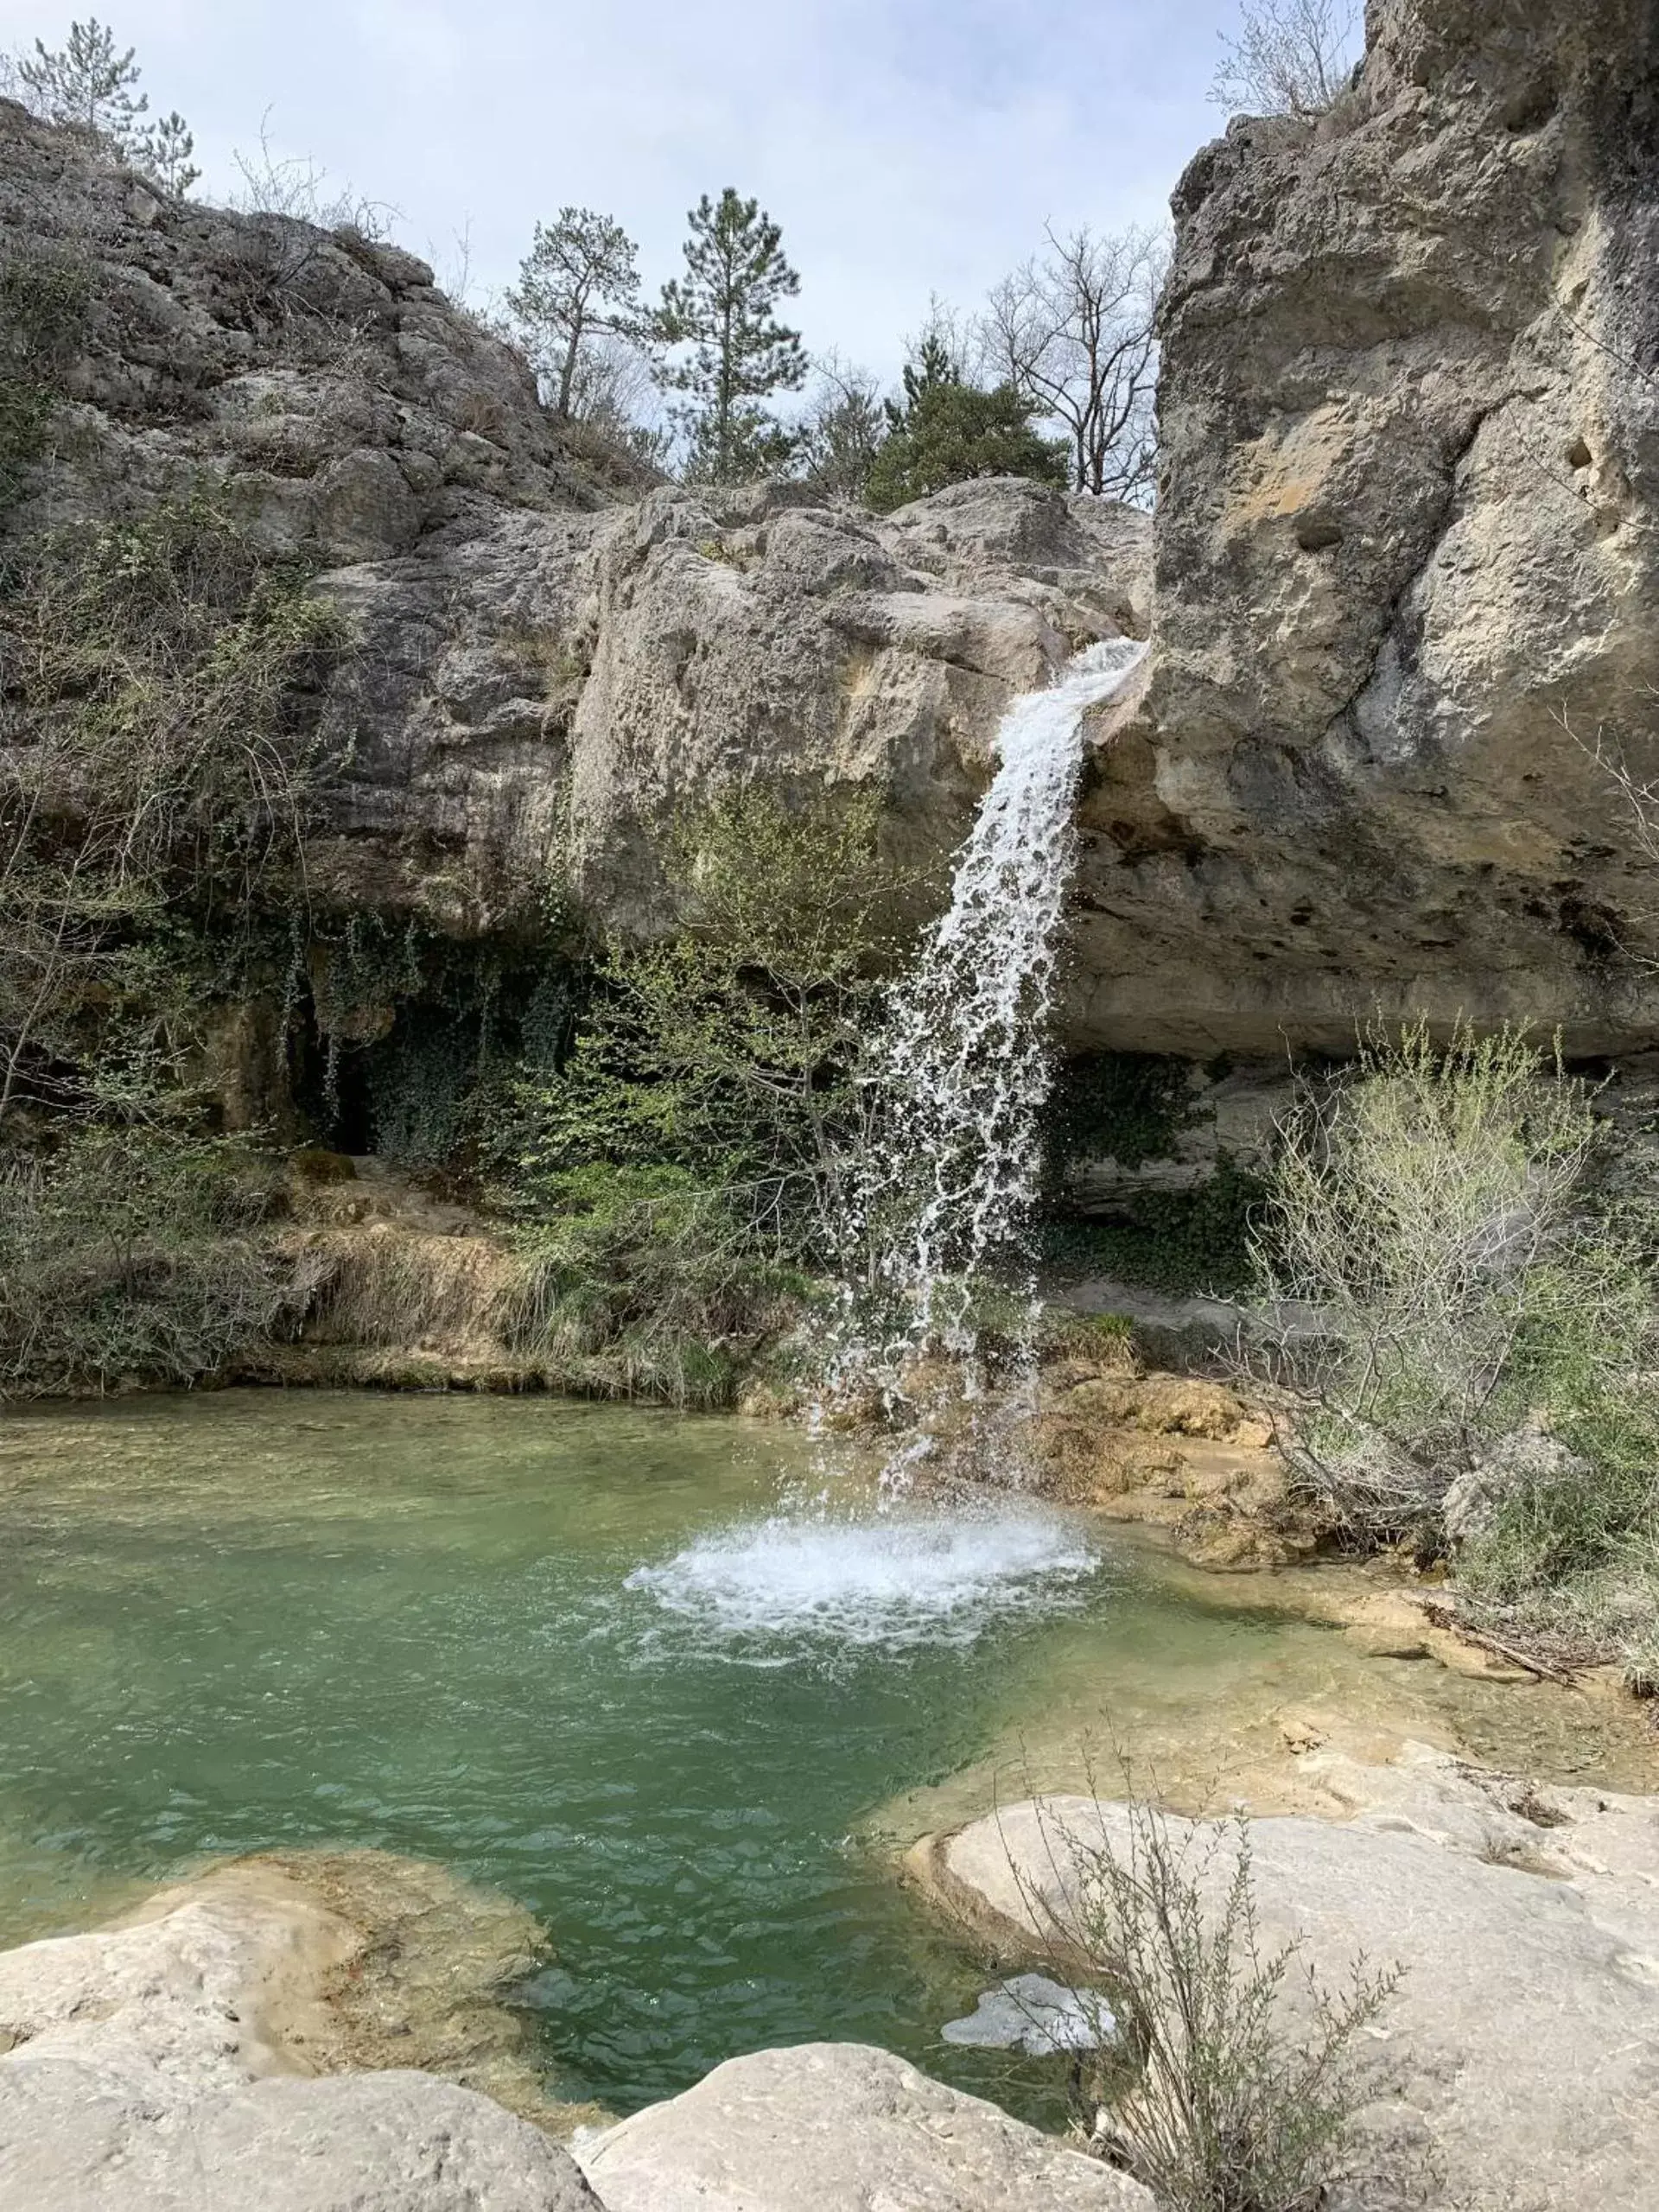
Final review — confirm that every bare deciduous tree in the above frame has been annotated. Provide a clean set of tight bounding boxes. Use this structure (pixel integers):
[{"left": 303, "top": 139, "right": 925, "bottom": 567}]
[
  {"left": 980, "top": 223, "right": 1166, "bottom": 503},
  {"left": 791, "top": 353, "right": 887, "bottom": 502},
  {"left": 1210, "top": 0, "right": 1362, "bottom": 119}
]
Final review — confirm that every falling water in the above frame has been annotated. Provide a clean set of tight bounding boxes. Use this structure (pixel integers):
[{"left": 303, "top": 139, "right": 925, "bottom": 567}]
[
  {"left": 633, "top": 639, "right": 1144, "bottom": 1638},
  {"left": 843, "top": 634, "right": 1147, "bottom": 1391}
]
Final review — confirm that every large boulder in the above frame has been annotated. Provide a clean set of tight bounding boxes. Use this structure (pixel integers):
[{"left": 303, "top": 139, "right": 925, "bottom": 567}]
[
  {"left": 925, "top": 1747, "right": 1659, "bottom": 2210},
  {"left": 0, "top": 1859, "right": 601, "bottom": 2210},
  {"left": 577, "top": 2040, "right": 1154, "bottom": 2212},
  {"left": 1077, "top": 0, "right": 1659, "bottom": 1054}
]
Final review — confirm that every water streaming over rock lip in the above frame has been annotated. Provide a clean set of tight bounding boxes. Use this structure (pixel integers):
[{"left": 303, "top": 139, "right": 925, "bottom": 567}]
[{"left": 836, "top": 634, "right": 1147, "bottom": 1395}]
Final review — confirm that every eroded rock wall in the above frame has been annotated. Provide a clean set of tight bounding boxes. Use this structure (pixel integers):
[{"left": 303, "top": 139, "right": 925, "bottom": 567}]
[{"left": 1078, "top": 0, "right": 1659, "bottom": 1053}]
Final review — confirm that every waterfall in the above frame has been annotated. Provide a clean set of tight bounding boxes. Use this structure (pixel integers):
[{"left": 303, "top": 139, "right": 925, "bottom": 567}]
[{"left": 839, "top": 635, "right": 1147, "bottom": 1404}]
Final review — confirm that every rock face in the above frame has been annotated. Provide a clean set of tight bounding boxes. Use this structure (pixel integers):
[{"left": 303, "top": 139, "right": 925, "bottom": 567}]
[
  {"left": 927, "top": 1748, "right": 1659, "bottom": 2211},
  {"left": 308, "top": 475, "right": 1149, "bottom": 938},
  {"left": 1077, "top": 0, "right": 1659, "bottom": 1053},
  {"left": 577, "top": 2041, "right": 1154, "bottom": 2212},
  {"left": 0, "top": 1859, "right": 601, "bottom": 2210},
  {"left": 0, "top": 101, "right": 1151, "bottom": 954},
  {"left": 0, "top": 98, "right": 620, "bottom": 557},
  {"left": 8, "top": 2, "right": 1659, "bottom": 1069}
]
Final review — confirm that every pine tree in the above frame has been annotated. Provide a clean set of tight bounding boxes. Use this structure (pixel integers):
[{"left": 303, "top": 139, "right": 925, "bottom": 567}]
[
  {"left": 18, "top": 19, "right": 147, "bottom": 143},
  {"left": 654, "top": 189, "right": 807, "bottom": 484},
  {"left": 506, "top": 208, "right": 647, "bottom": 422},
  {"left": 138, "top": 111, "right": 200, "bottom": 198},
  {"left": 865, "top": 341, "right": 1067, "bottom": 514}
]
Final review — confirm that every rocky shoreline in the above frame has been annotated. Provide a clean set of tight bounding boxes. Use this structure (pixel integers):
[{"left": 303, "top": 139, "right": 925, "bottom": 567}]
[{"left": 6, "top": 1735, "right": 1656, "bottom": 2210}]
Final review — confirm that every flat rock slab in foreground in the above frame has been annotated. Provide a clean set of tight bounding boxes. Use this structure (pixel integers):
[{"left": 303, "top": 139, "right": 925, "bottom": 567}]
[
  {"left": 0, "top": 1863, "right": 600, "bottom": 2211},
  {"left": 927, "top": 1749, "right": 1659, "bottom": 2211},
  {"left": 578, "top": 2041, "right": 1154, "bottom": 2212}
]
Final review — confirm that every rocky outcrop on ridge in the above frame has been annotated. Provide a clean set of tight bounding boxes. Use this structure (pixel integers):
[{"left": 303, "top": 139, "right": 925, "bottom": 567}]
[
  {"left": 0, "top": 96, "right": 622, "bottom": 556},
  {"left": 1080, "top": 0, "right": 1659, "bottom": 1053},
  {"left": 0, "top": 96, "right": 1151, "bottom": 960},
  {"left": 308, "top": 475, "right": 1149, "bottom": 938},
  {"left": 920, "top": 1745, "right": 1659, "bottom": 2211}
]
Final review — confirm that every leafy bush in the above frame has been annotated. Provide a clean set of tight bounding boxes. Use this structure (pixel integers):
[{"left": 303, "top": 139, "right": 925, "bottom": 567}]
[
  {"left": 502, "top": 1164, "right": 800, "bottom": 1408},
  {"left": 1248, "top": 1024, "right": 1659, "bottom": 1669},
  {"left": 0, "top": 1122, "right": 304, "bottom": 1395},
  {"left": 501, "top": 786, "right": 901, "bottom": 1241},
  {"left": 493, "top": 788, "right": 904, "bottom": 1400},
  {"left": 0, "top": 496, "right": 347, "bottom": 1115},
  {"left": 1249, "top": 1025, "right": 1657, "bottom": 1541},
  {"left": 1014, "top": 1797, "right": 1399, "bottom": 2211}
]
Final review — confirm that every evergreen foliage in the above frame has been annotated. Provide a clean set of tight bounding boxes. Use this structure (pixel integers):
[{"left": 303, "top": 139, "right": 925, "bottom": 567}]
[
  {"left": 654, "top": 189, "right": 807, "bottom": 482},
  {"left": 864, "top": 337, "right": 1067, "bottom": 513},
  {"left": 506, "top": 207, "right": 649, "bottom": 421},
  {"left": 16, "top": 18, "right": 198, "bottom": 194},
  {"left": 18, "top": 17, "right": 145, "bottom": 138}
]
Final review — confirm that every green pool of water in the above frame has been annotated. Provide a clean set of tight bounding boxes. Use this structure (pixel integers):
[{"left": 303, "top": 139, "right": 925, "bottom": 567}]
[{"left": 0, "top": 1390, "right": 1645, "bottom": 2125}]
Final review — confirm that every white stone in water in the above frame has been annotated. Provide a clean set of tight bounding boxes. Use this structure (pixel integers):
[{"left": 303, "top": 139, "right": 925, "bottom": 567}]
[{"left": 941, "top": 1972, "right": 1117, "bottom": 2056}]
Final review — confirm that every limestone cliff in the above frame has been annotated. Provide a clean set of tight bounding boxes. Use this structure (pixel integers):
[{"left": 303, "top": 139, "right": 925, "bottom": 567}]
[
  {"left": 4, "top": 0, "right": 1658, "bottom": 1076},
  {"left": 1081, "top": 0, "right": 1659, "bottom": 1053}
]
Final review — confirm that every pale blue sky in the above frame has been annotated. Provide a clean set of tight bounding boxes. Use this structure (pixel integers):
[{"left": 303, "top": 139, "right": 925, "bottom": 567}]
[{"left": 5, "top": 1, "right": 1249, "bottom": 376}]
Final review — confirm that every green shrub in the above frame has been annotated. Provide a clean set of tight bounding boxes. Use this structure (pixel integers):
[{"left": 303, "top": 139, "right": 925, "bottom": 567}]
[
  {"left": 1045, "top": 1050, "right": 1198, "bottom": 1178},
  {"left": 1249, "top": 1024, "right": 1656, "bottom": 1535},
  {"left": 499, "top": 786, "right": 901, "bottom": 1247},
  {"left": 0, "top": 243, "right": 95, "bottom": 507},
  {"left": 1, "top": 496, "right": 348, "bottom": 1116},
  {"left": 1039, "top": 1161, "right": 1263, "bottom": 1295},
  {"left": 1248, "top": 1023, "right": 1659, "bottom": 1669},
  {"left": 0, "top": 1122, "right": 302, "bottom": 1395},
  {"left": 865, "top": 375, "right": 1068, "bottom": 512},
  {"left": 501, "top": 1163, "right": 801, "bottom": 1408}
]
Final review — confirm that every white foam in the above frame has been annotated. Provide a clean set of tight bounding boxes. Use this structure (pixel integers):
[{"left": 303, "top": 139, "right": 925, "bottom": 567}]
[{"left": 626, "top": 1504, "right": 1102, "bottom": 1655}]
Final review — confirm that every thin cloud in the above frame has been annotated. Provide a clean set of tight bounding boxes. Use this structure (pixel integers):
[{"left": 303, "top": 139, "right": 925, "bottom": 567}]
[{"left": 3, "top": 0, "right": 1240, "bottom": 375}]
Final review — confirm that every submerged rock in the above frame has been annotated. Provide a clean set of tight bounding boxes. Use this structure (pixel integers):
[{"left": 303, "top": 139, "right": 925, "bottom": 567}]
[
  {"left": 920, "top": 1748, "right": 1659, "bottom": 2210},
  {"left": 577, "top": 2041, "right": 1154, "bottom": 2211},
  {"left": 942, "top": 1971, "right": 1116, "bottom": 2055}
]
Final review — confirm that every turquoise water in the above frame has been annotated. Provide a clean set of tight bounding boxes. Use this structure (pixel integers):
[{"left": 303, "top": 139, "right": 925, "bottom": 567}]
[{"left": 3, "top": 1390, "right": 1635, "bottom": 2122}]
